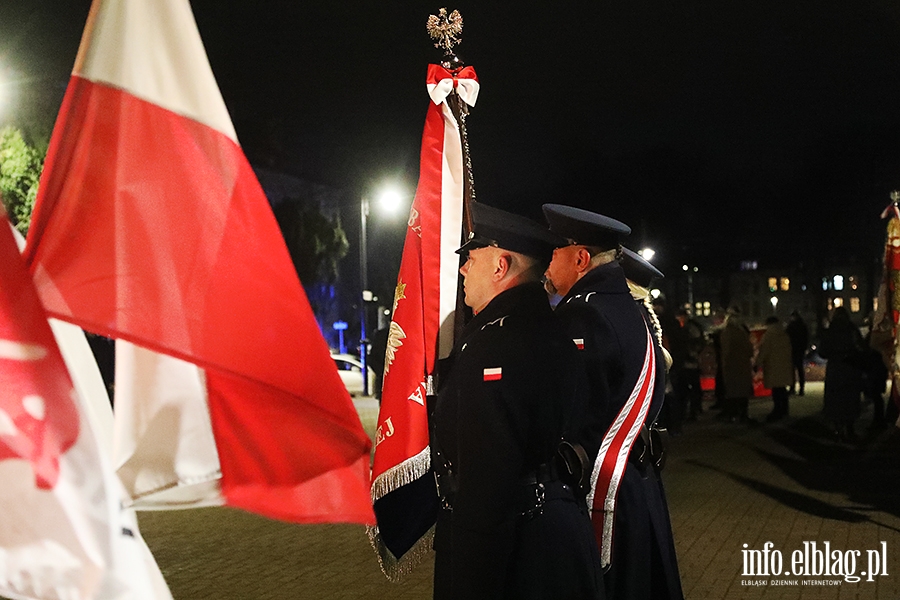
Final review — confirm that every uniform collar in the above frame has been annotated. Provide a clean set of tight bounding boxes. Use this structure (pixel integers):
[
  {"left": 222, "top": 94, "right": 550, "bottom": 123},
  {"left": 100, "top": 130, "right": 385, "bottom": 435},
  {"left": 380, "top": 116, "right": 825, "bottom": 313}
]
[
  {"left": 562, "top": 260, "right": 629, "bottom": 303},
  {"left": 457, "top": 282, "right": 550, "bottom": 348}
]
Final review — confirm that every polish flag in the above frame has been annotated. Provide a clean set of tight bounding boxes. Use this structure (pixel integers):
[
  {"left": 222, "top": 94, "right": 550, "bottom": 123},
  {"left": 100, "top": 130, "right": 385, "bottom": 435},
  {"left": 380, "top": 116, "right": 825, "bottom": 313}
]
[
  {"left": 23, "top": 0, "right": 373, "bottom": 524},
  {"left": 368, "top": 64, "right": 478, "bottom": 576},
  {"left": 1, "top": 215, "right": 172, "bottom": 600}
]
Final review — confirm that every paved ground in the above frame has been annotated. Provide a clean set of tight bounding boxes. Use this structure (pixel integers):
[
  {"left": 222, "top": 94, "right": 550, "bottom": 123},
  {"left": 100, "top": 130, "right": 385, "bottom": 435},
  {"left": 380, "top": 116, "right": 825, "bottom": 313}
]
[{"left": 135, "top": 382, "right": 900, "bottom": 599}]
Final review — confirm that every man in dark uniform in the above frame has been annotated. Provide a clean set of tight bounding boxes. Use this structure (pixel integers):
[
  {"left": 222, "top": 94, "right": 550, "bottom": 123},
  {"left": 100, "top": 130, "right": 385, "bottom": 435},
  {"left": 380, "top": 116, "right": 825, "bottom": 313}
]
[
  {"left": 432, "top": 202, "right": 604, "bottom": 600},
  {"left": 620, "top": 247, "right": 670, "bottom": 372},
  {"left": 542, "top": 205, "right": 684, "bottom": 600}
]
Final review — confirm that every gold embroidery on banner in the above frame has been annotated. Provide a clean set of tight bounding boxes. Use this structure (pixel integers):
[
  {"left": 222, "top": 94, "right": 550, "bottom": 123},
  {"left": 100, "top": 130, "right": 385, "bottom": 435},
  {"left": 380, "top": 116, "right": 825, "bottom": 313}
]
[
  {"left": 385, "top": 282, "right": 408, "bottom": 374},
  {"left": 374, "top": 417, "right": 395, "bottom": 447},
  {"left": 385, "top": 321, "right": 406, "bottom": 374}
]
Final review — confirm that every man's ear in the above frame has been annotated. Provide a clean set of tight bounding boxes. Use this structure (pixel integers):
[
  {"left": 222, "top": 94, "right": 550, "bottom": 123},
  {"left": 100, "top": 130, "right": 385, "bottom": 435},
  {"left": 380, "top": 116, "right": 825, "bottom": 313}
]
[
  {"left": 575, "top": 247, "right": 593, "bottom": 273},
  {"left": 494, "top": 253, "right": 512, "bottom": 281}
]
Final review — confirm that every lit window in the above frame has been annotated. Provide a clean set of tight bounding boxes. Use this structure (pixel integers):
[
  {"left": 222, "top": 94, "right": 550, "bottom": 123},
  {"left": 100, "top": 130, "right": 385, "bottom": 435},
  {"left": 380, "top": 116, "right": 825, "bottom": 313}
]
[
  {"left": 780, "top": 277, "right": 790, "bottom": 291},
  {"left": 822, "top": 278, "right": 829, "bottom": 291},
  {"left": 833, "top": 297, "right": 844, "bottom": 308},
  {"left": 850, "top": 297, "right": 860, "bottom": 312},
  {"left": 768, "top": 277, "right": 777, "bottom": 292},
  {"left": 695, "top": 302, "right": 703, "bottom": 314},
  {"left": 833, "top": 275, "right": 844, "bottom": 291},
  {"left": 703, "top": 301, "right": 711, "bottom": 316},
  {"left": 849, "top": 276, "right": 858, "bottom": 291},
  {"left": 827, "top": 298, "right": 834, "bottom": 310}
]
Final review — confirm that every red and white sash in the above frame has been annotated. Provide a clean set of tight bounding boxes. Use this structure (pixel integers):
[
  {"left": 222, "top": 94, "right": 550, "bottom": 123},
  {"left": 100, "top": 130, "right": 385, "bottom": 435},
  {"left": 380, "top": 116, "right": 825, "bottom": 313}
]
[{"left": 587, "top": 324, "right": 657, "bottom": 568}]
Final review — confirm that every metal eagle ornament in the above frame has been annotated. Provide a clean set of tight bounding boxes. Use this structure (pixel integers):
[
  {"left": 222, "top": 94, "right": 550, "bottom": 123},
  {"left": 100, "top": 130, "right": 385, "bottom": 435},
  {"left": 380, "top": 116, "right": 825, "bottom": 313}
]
[{"left": 427, "top": 8, "right": 464, "bottom": 69}]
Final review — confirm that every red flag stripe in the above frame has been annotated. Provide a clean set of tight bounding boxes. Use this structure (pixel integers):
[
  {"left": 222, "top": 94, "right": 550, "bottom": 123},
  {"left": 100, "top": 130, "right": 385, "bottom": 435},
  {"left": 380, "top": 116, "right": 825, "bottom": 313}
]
[{"left": 25, "top": 76, "right": 373, "bottom": 522}]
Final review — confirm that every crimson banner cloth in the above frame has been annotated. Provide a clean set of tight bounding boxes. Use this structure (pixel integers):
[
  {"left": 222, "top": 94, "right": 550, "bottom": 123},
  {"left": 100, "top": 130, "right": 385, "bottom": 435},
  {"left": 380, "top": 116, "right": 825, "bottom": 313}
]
[
  {"left": 369, "top": 64, "right": 478, "bottom": 576},
  {"left": 873, "top": 211, "right": 900, "bottom": 416},
  {"left": 24, "top": 0, "right": 373, "bottom": 524}
]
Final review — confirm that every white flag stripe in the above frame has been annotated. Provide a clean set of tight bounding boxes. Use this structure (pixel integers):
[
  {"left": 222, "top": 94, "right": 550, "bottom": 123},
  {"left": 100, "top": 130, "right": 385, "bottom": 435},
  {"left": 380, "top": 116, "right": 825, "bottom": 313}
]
[
  {"left": 437, "top": 101, "right": 465, "bottom": 360},
  {"left": 76, "top": 0, "right": 237, "bottom": 141},
  {"left": 114, "top": 340, "right": 224, "bottom": 509}
]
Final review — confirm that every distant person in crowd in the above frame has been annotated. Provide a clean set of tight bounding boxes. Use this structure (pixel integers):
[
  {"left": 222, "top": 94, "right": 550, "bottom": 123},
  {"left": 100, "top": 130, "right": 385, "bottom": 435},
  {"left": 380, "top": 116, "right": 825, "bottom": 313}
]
[
  {"left": 718, "top": 306, "right": 754, "bottom": 423},
  {"left": 757, "top": 315, "right": 794, "bottom": 422},
  {"left": 785, "top": 310, "right": 810, "bottom": 396},
  {"left": 860, "top": 329, "right": 889, "bottom": 430},
  {"left": 431, "top": 203, "right": 603, "bottom": 600},
  {"left": 543, "top": 205, "right": 683, "bottom": 600},
  {"left": 708, "top": 308, "right": 727, "bottom": 411},
  {"left": 369, "top": 326, "right": 389, "bottom": 401},
  {"left": 818, "top": 306, "right": 864, "bottom": 442},
  {"left": 675, "top": 307, "right": 705, "bottom": 422}
]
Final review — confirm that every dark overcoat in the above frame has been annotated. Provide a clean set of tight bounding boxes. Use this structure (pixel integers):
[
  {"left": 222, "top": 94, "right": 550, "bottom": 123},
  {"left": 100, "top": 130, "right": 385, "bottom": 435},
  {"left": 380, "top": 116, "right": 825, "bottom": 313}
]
[
  {"left": 431, "top": 282, "right": 603, "bottom": 600},
  {"left": 554, "top": 261, "right": 684, "bottom": 600},
  {"left": 819, "top": 318, "right": 864, "bottom": 423}
]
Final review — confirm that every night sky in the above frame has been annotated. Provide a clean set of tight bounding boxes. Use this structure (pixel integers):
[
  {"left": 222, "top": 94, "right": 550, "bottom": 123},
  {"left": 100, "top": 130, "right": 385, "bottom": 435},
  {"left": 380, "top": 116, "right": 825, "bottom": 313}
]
[{"left": 4, "top": 1, "right": 900, "bottom": 275}]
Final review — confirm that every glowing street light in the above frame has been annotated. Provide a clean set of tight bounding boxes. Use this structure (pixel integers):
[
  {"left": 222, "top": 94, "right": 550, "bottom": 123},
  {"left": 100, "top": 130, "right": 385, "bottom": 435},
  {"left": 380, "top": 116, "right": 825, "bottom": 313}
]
[
  {"left": 639, "top": 248, "right": 655, "bottom": 261},
  {"left": 377, "top": 187, "right": 404, "bottom": 214}
]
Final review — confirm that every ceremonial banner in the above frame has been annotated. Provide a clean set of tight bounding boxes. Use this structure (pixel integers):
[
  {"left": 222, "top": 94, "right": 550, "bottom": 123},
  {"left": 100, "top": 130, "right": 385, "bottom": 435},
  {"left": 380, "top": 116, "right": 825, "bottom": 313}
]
[
  {"left": 24, "top": 0, "right": 373, "bottom": 524},
  {"left": 369, "top": 63, "right": 478, "bottom": 575},
  {"left": 873, "top": 204, "right": 900, "bottom": 422}
]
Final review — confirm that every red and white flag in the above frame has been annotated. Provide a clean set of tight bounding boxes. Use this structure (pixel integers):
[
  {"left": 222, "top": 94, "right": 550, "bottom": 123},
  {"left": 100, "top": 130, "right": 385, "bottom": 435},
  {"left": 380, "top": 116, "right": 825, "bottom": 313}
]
[
  {"left": 3, "top": 220, "right": 172, "bottom": 600},
  {"left": 23, "top": 0, "right": 373, "bottom": 524},
  {"left": 1, "top": 213, "right": 173, "bottom": 600},
  {"left": 368, "top": 64, "right": 478, "bottom": 575}
]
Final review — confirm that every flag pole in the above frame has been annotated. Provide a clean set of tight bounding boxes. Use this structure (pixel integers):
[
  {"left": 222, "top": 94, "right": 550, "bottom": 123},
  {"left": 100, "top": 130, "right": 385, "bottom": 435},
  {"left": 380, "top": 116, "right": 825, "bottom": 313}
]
[
  {"left": 369, "top": 7, "right": 481, "bottom": 578},
  {"left": 427, "top": 7, "right": 476, "bottom": 353}
]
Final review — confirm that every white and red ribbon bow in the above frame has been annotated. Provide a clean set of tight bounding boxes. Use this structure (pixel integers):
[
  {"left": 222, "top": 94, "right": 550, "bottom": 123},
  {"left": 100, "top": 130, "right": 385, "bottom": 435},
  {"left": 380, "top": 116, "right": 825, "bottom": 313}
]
[{"left": 426, "top": 64, "right": 480, "bottom": 107}]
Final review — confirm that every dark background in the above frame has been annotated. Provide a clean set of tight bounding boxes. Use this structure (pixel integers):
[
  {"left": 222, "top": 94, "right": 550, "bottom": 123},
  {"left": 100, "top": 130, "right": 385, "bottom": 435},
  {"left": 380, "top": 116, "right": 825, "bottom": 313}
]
[{"left": 4, "top": 1, "right": 900, "bottom": 277}]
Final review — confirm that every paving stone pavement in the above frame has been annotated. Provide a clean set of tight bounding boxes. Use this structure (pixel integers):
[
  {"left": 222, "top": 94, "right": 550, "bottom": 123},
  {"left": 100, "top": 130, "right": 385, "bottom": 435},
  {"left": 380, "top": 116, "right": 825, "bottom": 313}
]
[{"left": 134, "top": 381, "right": 900, "bottom": 599}]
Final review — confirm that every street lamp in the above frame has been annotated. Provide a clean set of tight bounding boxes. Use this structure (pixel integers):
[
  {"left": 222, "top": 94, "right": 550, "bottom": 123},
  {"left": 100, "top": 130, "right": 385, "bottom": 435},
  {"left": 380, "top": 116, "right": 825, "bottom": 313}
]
[
  {"left": 359, "top": 186, "right": 408, "bottom": 396},
  {"left": 682, "top": 264, "right": 698, "bottom": 312},
  {"left": 639, "top": 248, "right": 655, "bottom": 261},
  {"left": 0, "top": 65, "right": 7, "bottom": 116}
]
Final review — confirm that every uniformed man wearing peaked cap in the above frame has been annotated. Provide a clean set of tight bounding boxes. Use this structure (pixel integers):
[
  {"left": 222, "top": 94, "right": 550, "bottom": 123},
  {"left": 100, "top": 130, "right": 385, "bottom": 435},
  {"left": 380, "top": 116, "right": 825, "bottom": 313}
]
[
  {"left": 620, "top": 247, "right": 673, "bottom": 371},
  {"left": 432, "top": 202, "right": 604, "bottom": 600},
  {"left": 621, "top": 247, "right": 664, "bottom": 290},
  {"left": 542, "top": 204, "right": 684, "bottom": 600}
]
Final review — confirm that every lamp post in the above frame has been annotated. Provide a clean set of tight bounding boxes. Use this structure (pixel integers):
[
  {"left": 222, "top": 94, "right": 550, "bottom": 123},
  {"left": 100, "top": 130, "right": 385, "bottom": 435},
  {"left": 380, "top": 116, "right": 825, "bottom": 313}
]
[
  {"left": 359, "top": 197, "right": 371, "bottom": 396},
  {"left": 358, "top": 186, "right": 406, "bottom": 396}
]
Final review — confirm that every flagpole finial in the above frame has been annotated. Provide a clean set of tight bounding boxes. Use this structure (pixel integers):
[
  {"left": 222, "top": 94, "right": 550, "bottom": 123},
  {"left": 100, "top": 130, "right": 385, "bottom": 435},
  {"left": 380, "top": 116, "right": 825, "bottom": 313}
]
[
  {"left": 882, "top": 190, "right": 900, "bottom": 219},
  {"left": 427, "top": 8, "right": 464, "bottom": 69}
]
